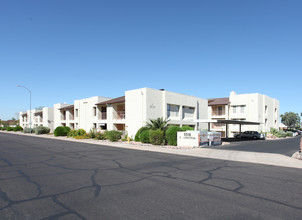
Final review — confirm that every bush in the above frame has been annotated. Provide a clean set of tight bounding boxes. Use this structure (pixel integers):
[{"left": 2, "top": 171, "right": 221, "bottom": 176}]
[
  {"left": 140, "top": 130, "right": 150, "bottom": 143},
  {"left": 74, "top": 134, "right": 89, "bottom": 139},
  {"left": 95, "top": 132, "right": 106, "bottom": 140},
  {"left": 54, "top": 126, "right": 69, "bottom": 136},
  {"left": 35, "top": 126, "right": 50, "bottom": 135},
  {"left": 286, "top": 131, "right": 293, "bottom": 137},
  {"left": 149, "top": 129, "right": 165, "bottom": 145},
  {"left": 277, "top": 130, "right": 286, "bottom": 138},
  {"left": 64, "top": 127, "right": 71, "bottom": 133},
  {"left": 67, "top": 129, "right": 78, "bottom": 137},
  {"left": 23, "top": 128, "right": 34, "bottom": 133},
  {"left": 75, "top": 129, "right": 86, "bottom": 136},
  {"left": 6, "top": 127, "right": 13, "bottom": 132},
  {"left": 106, "top": 130, "right": 122, "bottom": 142},
  {"left": 87, "top": 129, "right": 97, "bottom": 139},
  {"left": 1, "top": 127, "right": 7, "bottom": 131},
  {"left": 134, "top": 127, "right": 149, "bottom": 142},
  {"left": 166, "top": 126, "right": 182, "bottom": 146},
  {"left": 181, "top": 126, "right": 194, "bottom": 131},
  {"left": 270, "top": 127, "right": 279, "bottom": 136},
  {"left": 13, "top": 126, "right": 23, "bottom": 132}
]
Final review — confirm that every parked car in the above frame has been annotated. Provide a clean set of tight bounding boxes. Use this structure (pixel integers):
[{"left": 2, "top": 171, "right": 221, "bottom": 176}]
[
  {"left": 285, "top": 129, "right": 301, "bottom": 135},
  {"left": 234, "top": 131, "right": 265, "bottom": 140}
]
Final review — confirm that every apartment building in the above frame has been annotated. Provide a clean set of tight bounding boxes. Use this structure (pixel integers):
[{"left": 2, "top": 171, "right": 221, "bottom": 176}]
[
  {"left": 19, "top": 107, "right": 54, "bottom": 131},
  {"left": 208, "top": 91, "right": 280, "bottom": 137},
  {"left": 125, "top": 88, "right": 208, "bottom": 138}
]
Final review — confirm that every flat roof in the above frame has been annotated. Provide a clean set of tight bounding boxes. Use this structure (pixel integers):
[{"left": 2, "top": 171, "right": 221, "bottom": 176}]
[
  {"left": 195, "top": 119, "right": 260, "bottom": 125},
  {"left": 96, "top": 96, "right": 125, "bottom": 105}
]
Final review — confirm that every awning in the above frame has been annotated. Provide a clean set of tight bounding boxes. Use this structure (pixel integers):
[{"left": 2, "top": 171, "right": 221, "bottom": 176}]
[
  {"left": 195, "top": 119, "right": 260, "bottom": 125},
  {"left": 59, "top": 105, "right": 74, "bottom": 110},
  {"left": 96, "top": 96, "right": 125, "bottom": 105},
  {"left": 34, "top": 110, "right": 43, "bottom": 115}
]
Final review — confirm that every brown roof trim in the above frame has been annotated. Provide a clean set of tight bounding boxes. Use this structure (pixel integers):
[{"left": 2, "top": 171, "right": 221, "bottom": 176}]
[
  {"left": 208, "top": 97, "right": 229, "bottom": 106},
  {"left": 59, "top": 105, "right": 74, "bottom": 110},
  {"left": 34, "top": 110, "right": 43, "bottom": 115},
  {"left": 21, "top": 113, "right": 27, "bottom": 116},
  {"left": 96, "top": 96, "right": 125, "bottom": 105}
]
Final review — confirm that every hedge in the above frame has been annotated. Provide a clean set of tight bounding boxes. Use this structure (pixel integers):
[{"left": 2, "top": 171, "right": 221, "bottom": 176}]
[
  {"left": 54, "top": 126, "right": 69, "bottom": 136},
  {"left": 106, "top": 130, "right": 122, "bottom": 142},
  {"left": 6, "top": 127, "right": 14, "bottom": 132},
  {"left": 140, "top": 130, "right": 150, "bottom": 143},
  {"left": 135, "top": 127, "right": 149, "bottom": 142},
  {"left": 149, "top": 129, "right": 165, "bottom": 145},
  {"left": 166, "top": 126, "right": 183, "bottom": 146},
  {"left": 13, "top": 126, "right": 23, "bottom": 132},
  {"left": 35, "top": 126, "right": 50, "bottom": 135}
]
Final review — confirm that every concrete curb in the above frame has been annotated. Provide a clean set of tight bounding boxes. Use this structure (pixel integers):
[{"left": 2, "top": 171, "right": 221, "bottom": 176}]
[{"left": 1, "top": 131, "right": 302, "bottom": 169}]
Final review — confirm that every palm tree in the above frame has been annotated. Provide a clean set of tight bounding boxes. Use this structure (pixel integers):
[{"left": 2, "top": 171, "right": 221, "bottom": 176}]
[{"left": 146, "top": 117, "right": 170, "bottom": 130}]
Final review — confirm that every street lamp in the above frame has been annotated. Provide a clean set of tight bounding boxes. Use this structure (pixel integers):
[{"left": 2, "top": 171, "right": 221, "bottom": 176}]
[{"left": 17, "top": 85, "right": 32, "bottom": 133}]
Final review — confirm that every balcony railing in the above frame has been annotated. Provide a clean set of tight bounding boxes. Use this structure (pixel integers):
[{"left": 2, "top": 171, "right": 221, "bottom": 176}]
[
  {"left": 61, "top": 115, "right": 66, "bottom": 120},
  {"left": 114, "top": 111, "right": 125, "bottom": 119},
  {"left": 69, "top": 115, "right": 74, "bottom": 120},
  {"left": 212, "top": 109, "right": 225, "bottom": 116},
  {"left": 212, "top": 123, "right": 224, "bottom": 129},
  {"left": 35, "top": 118, "right": 43, "bottom": 123},
  {"left": 98, "top": 112, "right": 107, "bottom": 120}
]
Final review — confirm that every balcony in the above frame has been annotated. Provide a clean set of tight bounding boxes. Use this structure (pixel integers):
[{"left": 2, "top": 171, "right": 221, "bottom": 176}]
[
  {"left": 98, "top": 112, "right": 107, "bottom": 120},
  {"left": 61, "top": 115, "right": 66, "bottom": 121},
  {"left": 211, "top": 109, "right": 225, "bottom": 117},
  {"left": 69, "top": 115, "right": 74, "bottom": 120},
  {"left": 114, "top": 111, "right": 125, "bottom": 120}
]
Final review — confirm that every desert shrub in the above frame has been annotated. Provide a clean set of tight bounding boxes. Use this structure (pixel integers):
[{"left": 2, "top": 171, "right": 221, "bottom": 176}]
[
  {"left": 74, "top": 134, "right": 89, "bottom": 139},
  {"left": 277, "top": 130, "right": 286, "bottom": 138},
  {"left": 23, "top": 128, "right": 34, "bottom": 133},
  {"left": 54, "top": 126, "right": 69, "bottom": 137},
  {"left": 181, "top": 125, "right": 194, "bottom": 131},
  {"left": 106, "top": 130, "right": 122, "bottom": 142},
  {"left": 87, "top": 129, "right": 97, "bottom": 139},
  {"left": 75, "top": 129, "right": 86, "bottom": 136},
  {"left": 95, "top": 132, "right": 106, "bottom": 140},
  {"left": 2, "top": 127, "right": 7, "bottom": 131},
  {"left": 270, "top": 127, "right": 279, "bottom": 136},
  {"left": 140, "top": 130, "right": 150, "bottom": 143},
  {"left": 67, "top": 129, "right": 77, "bottom": 137},
  {"left": 35, "top": 126, "right": 50, "bottom": 135},
  {"left": 286, "top": 131, "right": 293, "bottom": 137},
  {"left": 64, "top": 126, "right": 71, "bottom": 133},
  {"left": 149, "top": 129, "right": 165, "bottom": 145},
  {"left": 7, "top": 127, "right": 13, "bottom": 132},
  {"left": 134, "top": 127, "right": 149, "bottom": 142},
  {"left": 13, "top": 126, "right": 23, "bottom": 132},
  {"left": 166, "top": 126, "right": 182, "bottom": 146}
]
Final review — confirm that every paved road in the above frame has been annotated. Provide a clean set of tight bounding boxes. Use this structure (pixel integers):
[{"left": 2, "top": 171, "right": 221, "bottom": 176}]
[
  {"left": 0, "top": 132, "right": 302, "bottom": 219},
  {"left": 209, "top": 136, "right": 301, "bottom": 156}
]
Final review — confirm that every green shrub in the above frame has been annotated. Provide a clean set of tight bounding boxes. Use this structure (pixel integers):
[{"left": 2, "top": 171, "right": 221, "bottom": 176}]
[
  {"left": 74, "top": 134, "right": 89, "bottom": 139},
  {"left": 54, "top": 126, "right": 69, "bottom": 136},
  {"left": 181, "top": 126, "right": 194, "bottom": 131},
  {"left": 140, "top": 130, "right": 150, "bottom": 143},
  {"left": 134, "top": 127, "right": 149, "bottom": 142},
  {"left": 286, "top": 131, "right": 293, "bottom": 137},
  {"left": 23, "top": 128, "right": 34, "bottom": 133},
  {"left": 166, "top": 126, "right": 182, "bottom": 146},
  {"left": 95, "top": 132, "right": 106, "bottom": 140},
  {"left": 2, "top": 127, "right": 7, "bottom": 131},
  {"left": 277, "top": 130, "right": 286, "bottom": 138},
  {"left": 7, "top": 127, "right": 13, "bottom": 132},
  {"left": 106, "top": 130, "right": 122, "bottom": 142},
  {"left": 75, "top": 129, "right": 86, "bottom": 136},
  {"left": 270, "top": 127, "right": 279, "bottom": 136},
  {"left": 149, "top": 129, "right": 165, "bottom": 145},
  {"left": 87, "top": 129, "right": 97, "bottom": 139},
  {"left": 67, "top": 129, "right": 77, "bottom": 137},
  {"left": 13, "top": 126, "right": 23, "bottom": 132},
  {"left": 64, "top": 126, "right": 71, "bottom": 133},
  {"left": 35, "top": 126, "right": 50, "bottom": 135}
]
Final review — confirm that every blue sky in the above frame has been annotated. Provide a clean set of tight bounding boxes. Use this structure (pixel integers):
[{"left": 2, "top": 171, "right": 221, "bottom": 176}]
[{"left": 1, "top": 0, "right": 301, "bottom": 120}]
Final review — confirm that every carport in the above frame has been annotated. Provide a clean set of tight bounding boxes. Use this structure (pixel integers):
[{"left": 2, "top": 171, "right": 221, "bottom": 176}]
[{"left": 195, "top": 119, "right": 261, "bottom": 140}]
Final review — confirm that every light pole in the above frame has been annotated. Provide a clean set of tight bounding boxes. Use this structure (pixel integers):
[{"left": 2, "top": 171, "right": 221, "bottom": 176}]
[{"left": 17, "top": 85, "right": 32, "bottom": 133}]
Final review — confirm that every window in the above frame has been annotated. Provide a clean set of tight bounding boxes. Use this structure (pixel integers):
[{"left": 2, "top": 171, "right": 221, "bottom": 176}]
[
  {"left": 75, "top": 109, "right": 78, "bottom": 117},
  {"left": 265, "top": 105, "right": 268, "bottom": 114},
  {"left": 218, "top": 106, "right": 223, "bottom": 115},
  {"left": 93, "top": 107, "right": 97, "bottom": 116},
  {"left": 167, "top": 104, "right": 179, "bottom": 118},
  {"left": 232, "top": 105, "right": 245, "bottom": 114}
]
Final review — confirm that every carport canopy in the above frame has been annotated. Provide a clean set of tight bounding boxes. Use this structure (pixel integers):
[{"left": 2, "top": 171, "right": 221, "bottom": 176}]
[{"left": 195, "top": 119, "right": 261, "bottom": 139}]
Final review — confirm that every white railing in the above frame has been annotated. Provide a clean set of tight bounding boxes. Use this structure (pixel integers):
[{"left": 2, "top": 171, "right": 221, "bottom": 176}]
[
  {"left": 114, "top": 111, "right": 125, "bottom": 119},
  {"left": 98, "top": 112, "right": 107, "bottom": 120}
]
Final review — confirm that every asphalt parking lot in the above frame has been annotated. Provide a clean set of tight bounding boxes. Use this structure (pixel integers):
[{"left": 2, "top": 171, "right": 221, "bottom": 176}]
[{"left": 207, "top": 136, "right": 301, "bottom": 156}]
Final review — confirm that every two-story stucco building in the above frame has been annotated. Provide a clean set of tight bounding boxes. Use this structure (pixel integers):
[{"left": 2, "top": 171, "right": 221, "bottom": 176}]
[{"left": 208, "top": 91, "right": 280, "bottom": 137}]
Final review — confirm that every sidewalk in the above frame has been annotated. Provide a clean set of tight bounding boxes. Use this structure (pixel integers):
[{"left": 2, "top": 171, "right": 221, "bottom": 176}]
[{"left": 1, "top": 131, "right": 302, "bottom": 169}]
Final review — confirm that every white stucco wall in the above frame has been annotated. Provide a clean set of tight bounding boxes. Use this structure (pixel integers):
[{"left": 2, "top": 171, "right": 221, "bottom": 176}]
[{"left": 125, "top": 88, "right": 208, "bottom": 138}]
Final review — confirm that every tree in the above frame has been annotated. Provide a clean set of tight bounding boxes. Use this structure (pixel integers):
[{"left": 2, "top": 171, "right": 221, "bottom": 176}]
[
  {"left": 280, "top": 112, "right": 300, "bottom": 127},
  {"left": 146, "top": 117, "right": 170, "bottom": 130},
  {"left": 35, "top": 106, "right": 44, "bottom": 110}
]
